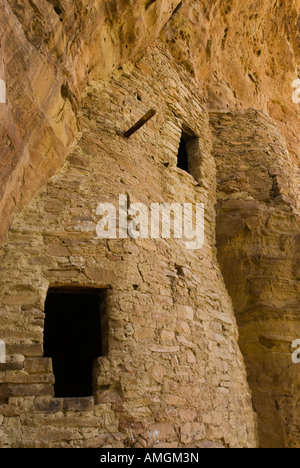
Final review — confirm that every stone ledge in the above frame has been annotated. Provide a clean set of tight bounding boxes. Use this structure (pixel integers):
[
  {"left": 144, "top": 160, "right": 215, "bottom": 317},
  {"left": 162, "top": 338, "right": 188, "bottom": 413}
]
[
  {"left": 35, "top": 396, "right": 63, "bottom": 413},
  {"left": 62, "top": 397, "right": 95, "bottom": 412},
  {"left": 6, "top": 344, "right": 43, "bottom": 357},
  {"left": 0, "top": 362, "right": 24, "bottom": 371},
  {"left": 0, "top": 384, "right": 54, "bottom": 398},
  {"left": 34, "top": 396, "right": 96, "bottom": 414}
]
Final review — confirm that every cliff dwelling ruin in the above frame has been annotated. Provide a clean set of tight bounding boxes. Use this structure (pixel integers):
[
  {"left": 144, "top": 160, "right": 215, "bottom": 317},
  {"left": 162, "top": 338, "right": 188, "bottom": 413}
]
[{"left": 0, "top": 0, "right": 299, "bottom": 449}]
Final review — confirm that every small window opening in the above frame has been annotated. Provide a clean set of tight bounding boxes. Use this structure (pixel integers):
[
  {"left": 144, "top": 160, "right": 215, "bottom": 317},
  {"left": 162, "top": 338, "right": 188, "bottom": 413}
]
[
  {"left": 44, "top": 288, "right": 108, "bottom": 398},
  {"left": 177, "top": 127, "right": 200, "bottom": 180},
  {"left": 177, "top": 127, "right": 198, "bottom": 173},
  {"left": 177, "top": 133, "right": 190, "bottom": 172}
]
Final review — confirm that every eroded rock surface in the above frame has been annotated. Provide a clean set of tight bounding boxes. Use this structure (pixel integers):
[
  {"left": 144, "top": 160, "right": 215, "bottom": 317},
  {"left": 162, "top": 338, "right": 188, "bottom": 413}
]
[
  {"left": 211, "top": 110, "right": 300, "bottom": 448},
  {"left": 0, "top": 0, "right": 181, "bottom": 244},
  {"left": 164, "top": 0, "right": 300, "bottom": 162},
  {"left": 1, "top": 1, "right": 299, "bottom": 245}
]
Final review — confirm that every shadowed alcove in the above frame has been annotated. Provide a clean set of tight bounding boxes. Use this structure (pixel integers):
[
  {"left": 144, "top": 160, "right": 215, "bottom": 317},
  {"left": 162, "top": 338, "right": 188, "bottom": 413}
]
[{"left": 44, "top": 288, "right": 107, "bottom": 398}]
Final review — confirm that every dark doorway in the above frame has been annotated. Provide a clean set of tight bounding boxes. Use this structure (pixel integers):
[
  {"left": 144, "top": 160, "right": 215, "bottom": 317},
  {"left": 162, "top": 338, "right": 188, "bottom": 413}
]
[
  {"left": 44, "top": 288, "right": 107, "bottom": 398},
  {"left": 177, "top": 127, "right": 200, "bottom": 180},
  {"left": 177, "top": 133, "right": 190, "bottom": 173}
]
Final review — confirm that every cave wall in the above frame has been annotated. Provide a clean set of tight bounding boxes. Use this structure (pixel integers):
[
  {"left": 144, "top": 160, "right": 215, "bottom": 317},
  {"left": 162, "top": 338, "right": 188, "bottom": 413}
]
[
  {"left": 1, "top": 0, "right": 299, "bottom": 247},
  {"left": 210, "top": 109, "right": 300, "bottom": 448},
  {"left": 164, "top": 0, "right": 300, "bottom": 162},
  {"left": 0, "top": 0, "right": 181, "bottom": 245}
]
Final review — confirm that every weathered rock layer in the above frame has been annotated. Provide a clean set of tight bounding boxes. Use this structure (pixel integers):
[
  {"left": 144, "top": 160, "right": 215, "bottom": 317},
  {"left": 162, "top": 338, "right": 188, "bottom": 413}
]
[
  {"left": 1, "top": 0, "right": 299, "bottom": 245},
  {"left": 210, "top": 110, "right": 300, "bottom": 448},
  {"left": 0, "top": 0, "right": 181, "bottom": 245}
]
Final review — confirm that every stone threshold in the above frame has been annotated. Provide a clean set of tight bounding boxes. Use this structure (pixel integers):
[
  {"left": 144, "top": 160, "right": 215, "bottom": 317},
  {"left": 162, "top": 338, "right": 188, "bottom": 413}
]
[{"left": 35, "top": 396, "right": 95, "bottom": 413}]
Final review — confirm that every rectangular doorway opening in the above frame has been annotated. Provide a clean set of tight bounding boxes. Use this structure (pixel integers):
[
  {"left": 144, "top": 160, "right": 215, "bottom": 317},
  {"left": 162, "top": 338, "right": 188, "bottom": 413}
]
[
  {"left": 44, "top": 287, "right": 108, "bottom": 398},
  {"left": 177, "top": 132, "right": 190, "bottom": 173},
  {"left": 177, "top": 126, "right": 201, "bottom": 182},
  {"left": 177, "top": 126, "right": 198, "bottom": 174}
]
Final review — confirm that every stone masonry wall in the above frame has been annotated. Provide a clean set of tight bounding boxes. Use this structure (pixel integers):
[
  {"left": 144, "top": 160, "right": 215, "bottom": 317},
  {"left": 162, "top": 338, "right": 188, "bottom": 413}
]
[
  {"left": 0, "top": 42, "right": 257, "bottom": 448},
  {"left": 210, "top": 109, "right": 300, "bottom": 448},
  {"left": 0, "top": 0, "right": 181, "bottom": 246}
]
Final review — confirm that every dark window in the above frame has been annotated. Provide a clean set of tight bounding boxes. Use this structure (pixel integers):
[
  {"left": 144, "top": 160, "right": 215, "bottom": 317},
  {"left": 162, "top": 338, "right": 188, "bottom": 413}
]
[
  {"left": 177, "top": 133, "right": 190, "bottom": 172},
  {"left": 44, "top": 288, "right": 107, "bottom": 398},
  {"left": 177, "top": 127, "right": 200, "bottom": 181}
]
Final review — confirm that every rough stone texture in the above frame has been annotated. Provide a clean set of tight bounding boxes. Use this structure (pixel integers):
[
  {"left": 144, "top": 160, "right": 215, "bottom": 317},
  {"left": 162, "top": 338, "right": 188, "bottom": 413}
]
[
  {"left": 1, "top": 0, "right": 299, "bottom": 450},
  {"left": 210, "top": 109, "right": 300, "bottom": 448},
  {"left": 0, "top": 0, "right": 299, "bottom": 247},
  {"left": 0, "top": 0, "right": 181, "bottom": 245},
  {"left": 0, "top": 42, "right": 257, "bottom": 448},
  {"left": 163, "top": 0, "right": 300, "bottom": 163}
]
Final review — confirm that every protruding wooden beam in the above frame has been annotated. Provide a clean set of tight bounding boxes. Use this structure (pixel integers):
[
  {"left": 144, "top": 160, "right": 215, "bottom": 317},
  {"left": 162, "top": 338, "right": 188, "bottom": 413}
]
[{"left": 123, "top": 109, "right": 156, "bottom": 138}]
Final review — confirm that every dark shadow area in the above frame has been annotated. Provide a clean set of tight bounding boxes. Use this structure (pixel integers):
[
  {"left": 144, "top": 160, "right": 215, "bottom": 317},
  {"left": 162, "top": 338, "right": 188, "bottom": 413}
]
[
  {"left": 44, "top": 288, "right": 106, "bottom": 398},
  {"left": 177, "top": 133, "right": 190, "bottom": 172}
]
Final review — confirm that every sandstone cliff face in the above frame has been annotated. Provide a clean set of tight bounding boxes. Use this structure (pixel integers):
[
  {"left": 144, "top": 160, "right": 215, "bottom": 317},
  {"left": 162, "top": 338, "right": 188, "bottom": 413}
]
[
  {"left": 164, "top": 0, "right": 300, "bottom": 162},
  {"left": 1, "top": 0, "right": 299, "bottom": 246},
  {"left": 0, "top": 0, "right": 181, "bottom": 245},
  {"left": 210, "top": 110, "right": 300, "bottom": 448}
]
